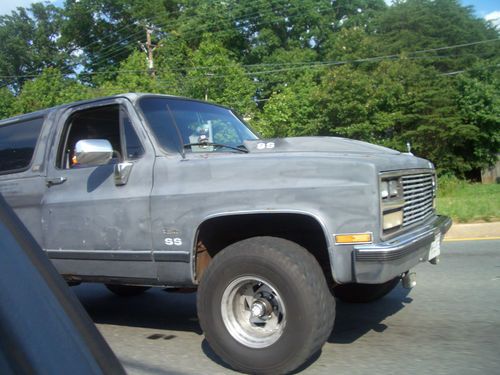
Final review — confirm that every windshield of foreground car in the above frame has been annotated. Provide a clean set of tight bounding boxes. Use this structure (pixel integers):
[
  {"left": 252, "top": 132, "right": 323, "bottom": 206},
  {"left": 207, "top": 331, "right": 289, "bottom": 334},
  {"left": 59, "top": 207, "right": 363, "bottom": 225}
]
[{"left": 139, "top": 97, "right": 259, "bottom": 153}]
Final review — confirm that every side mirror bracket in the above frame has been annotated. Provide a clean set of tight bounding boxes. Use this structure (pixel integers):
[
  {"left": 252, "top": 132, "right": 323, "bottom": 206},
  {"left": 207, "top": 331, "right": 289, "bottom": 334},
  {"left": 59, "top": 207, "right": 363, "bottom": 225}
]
[{"left": 114, "top": 162, "right": 133, "bottom": 186}]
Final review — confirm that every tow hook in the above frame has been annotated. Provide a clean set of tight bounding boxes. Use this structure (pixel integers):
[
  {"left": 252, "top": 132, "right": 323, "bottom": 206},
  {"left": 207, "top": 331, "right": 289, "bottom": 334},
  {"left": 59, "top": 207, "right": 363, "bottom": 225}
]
[
  {"left": 429, "top": 256, "right": 440, "bottom": 265},
  {"left": 401, "top": 271, "right": 416, "bottom": 289}
]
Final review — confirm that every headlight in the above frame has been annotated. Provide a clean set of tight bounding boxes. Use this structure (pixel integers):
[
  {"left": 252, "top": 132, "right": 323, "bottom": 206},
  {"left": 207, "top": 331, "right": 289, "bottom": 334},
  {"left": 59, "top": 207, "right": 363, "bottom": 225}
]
[
  {"left": 380, "top": 178, "right": 402, "bottom": 200},
  {"left": 383, "top": 210, "right": 403, "bottom": 230},
  {"left": 380, "top": 177, "right": 405, "bottom": 231},
  {"left": 389, "top": 180, "right": 399, "bottom": 197},
  {"left": 380, "top": 181, "right": 389, "bottom": 199}
]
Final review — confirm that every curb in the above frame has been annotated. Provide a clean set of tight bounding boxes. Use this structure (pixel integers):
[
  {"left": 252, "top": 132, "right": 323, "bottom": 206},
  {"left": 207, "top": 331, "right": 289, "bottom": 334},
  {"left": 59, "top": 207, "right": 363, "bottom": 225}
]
[{"left": 444, "top": 222, "right": 500, "bottom": 241}]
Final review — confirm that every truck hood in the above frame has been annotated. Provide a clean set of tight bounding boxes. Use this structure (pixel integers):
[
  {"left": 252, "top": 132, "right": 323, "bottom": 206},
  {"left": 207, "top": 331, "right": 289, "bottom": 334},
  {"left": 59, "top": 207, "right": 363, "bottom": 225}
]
[{"left": 244, "top": 137, "right": 401, "bottom": 155}]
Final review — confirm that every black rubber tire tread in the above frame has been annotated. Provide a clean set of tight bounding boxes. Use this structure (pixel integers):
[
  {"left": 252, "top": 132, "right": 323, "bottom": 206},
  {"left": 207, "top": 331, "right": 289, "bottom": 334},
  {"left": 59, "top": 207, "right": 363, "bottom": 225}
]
[
  {"left": 334, "top": 277, "right": 400, "bottom": 303},
  {"left": 197, "top": 236, "right": 335, "bottom": 375},
  {"left": 105, "top": 284, "right": 151, "bottom": 296}
]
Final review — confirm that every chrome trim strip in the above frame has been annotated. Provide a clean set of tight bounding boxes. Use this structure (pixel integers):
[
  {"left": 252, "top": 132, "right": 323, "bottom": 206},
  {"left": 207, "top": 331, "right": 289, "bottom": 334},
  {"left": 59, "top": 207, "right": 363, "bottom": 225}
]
[
  {"left": 382, "top": 199, "right": 405, "bottom": 211},
  {"left": 46, "top": 249, "right": 190, "bottom": 263},
  {"left": 46, "top": 250, "right": 152, "bottom": 261},
  {"left": 154, "top": 251, "right": 191, "bottom": 263},
  {"left": 380, "top": 169, "right": 434, "bottom": 178},
  {"left": 354, "top": 215, "right": 452, "bottom": 262}
]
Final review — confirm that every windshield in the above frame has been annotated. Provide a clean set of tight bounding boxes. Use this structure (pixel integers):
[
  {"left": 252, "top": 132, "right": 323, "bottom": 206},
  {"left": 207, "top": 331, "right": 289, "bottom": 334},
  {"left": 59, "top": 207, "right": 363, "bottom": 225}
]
[{"left": 138, "top": 97, "right": 259, "bottom": 153}]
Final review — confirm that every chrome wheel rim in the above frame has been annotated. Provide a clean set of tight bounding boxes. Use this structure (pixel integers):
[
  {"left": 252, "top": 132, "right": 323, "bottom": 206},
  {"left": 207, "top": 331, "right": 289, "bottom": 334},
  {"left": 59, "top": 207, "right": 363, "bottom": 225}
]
[{"left": 221, "top": 276, "right": 286, "bottom": 348}]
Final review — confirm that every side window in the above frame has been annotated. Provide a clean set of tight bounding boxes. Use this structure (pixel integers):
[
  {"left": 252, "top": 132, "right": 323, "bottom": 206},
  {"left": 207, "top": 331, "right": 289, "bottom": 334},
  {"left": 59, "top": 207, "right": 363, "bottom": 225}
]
[
  {"left": 58, "top": 105, "right": 144, "bottom": 169},
  {"left": 0, "top": 117, "right": 44, "bottom": 174}
]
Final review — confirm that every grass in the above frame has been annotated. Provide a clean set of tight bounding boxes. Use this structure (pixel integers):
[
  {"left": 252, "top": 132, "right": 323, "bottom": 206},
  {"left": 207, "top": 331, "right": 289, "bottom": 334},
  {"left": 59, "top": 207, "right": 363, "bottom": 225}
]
[{"left": 436, "top": 176, "right": 500, "bottom": 223}]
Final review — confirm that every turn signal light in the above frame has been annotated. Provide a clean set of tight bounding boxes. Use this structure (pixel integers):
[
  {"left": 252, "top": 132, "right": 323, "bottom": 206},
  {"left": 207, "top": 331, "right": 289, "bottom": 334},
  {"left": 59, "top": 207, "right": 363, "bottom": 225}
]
[{"left": 335, "top": 233, "right": 373, "bottom": 244}]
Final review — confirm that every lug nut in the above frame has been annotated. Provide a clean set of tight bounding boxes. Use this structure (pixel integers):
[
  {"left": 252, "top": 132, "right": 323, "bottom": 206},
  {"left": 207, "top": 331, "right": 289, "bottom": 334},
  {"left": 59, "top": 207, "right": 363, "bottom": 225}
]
[{"left": 251, "top": 301, "right": 266, "bottom": 318}]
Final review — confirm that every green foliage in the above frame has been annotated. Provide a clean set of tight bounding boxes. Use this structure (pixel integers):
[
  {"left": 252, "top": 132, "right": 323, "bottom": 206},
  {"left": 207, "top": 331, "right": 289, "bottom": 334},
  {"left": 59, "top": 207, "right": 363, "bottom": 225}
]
[
  {"left": 185, "top": 35, "right": 255, "bottom": 115},
  {"left": 454, "top": 60, "right": 500, "bottom": 172},
  {"left": 0, "top": 87, "right": 15, "bottom": 119},
  {"left": 0, "top": 0, "right": 498, "bottom": 179},
  {"left": 60, "top": 0, "right": 154, "bottom": 77},
  {"left": 99, "top": 51, "right": 163, "bottom": 95},
  {"left": 323, "top": 27, "right": 379, "bottom": 62},
  {"left": 154, "top": 35, "right": 193, "bottom": 96},
  {"left": 255, "top": 72, "right": 320, "bottom": 137},
  {"left": 437, "top": 175, "right": 470, "bottom": 196},
  {"left": 255, "top": 47, "right": 318, "bottom": 100},
  {"left": 312, "top": 57, "right": 499, "bottom": 176},
  {"left": 437, "top": 178, "right": 500, "bottom": 222},
  {"left": 0, "top": 3, "right": 69, "bottom": 90},
  {"left": 12, "top": 68, "right": 94, "bottom": 115},
  {"left": 373, "top": 0, "right": 499, "bottom": 72}
]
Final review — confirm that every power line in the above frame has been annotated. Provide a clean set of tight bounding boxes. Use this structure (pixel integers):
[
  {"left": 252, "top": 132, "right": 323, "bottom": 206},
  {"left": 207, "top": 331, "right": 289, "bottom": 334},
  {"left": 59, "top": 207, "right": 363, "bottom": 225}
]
[
  {"left": 441, "top": 63, "right": 500, "bottom": 76},
  {"left": 1, "top": 38, "right": 497, "bottom": 82},
  {"left": 0, "top": 37, "right": 498, "bottom": 92},
  {"left": 86, "top": 0, "right": 337, "bottom": 71},
  {"left": 87, "top": 1, "right": 296, "bottom": 68},
  {"left": 410, "top": 38, "right": 500, "bottom": 54}
]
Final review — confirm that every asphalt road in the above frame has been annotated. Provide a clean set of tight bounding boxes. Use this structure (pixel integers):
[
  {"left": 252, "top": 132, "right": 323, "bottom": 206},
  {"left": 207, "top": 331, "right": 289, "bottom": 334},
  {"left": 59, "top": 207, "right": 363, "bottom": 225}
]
[{"left": 72, "top": 240, "right": 500, "bottom": 375}]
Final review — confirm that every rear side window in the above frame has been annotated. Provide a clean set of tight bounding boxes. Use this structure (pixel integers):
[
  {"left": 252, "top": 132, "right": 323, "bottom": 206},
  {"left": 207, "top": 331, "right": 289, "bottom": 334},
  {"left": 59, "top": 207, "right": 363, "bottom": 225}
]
[{"left": 0, "top": 117, "right": 44, "bottom": 174}]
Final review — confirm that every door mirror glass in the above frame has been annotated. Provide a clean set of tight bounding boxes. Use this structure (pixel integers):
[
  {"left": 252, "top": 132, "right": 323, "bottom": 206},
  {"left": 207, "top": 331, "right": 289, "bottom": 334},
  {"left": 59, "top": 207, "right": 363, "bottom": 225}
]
[{"left": 73, "top": 139, "right": 113, "bottom": 167}]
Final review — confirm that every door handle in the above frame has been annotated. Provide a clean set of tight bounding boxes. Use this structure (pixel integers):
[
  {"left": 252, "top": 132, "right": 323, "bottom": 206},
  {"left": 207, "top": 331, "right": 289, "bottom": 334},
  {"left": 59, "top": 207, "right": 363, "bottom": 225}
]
[{"left": 46, "top": 177, "right": 67, "bottom": 187}]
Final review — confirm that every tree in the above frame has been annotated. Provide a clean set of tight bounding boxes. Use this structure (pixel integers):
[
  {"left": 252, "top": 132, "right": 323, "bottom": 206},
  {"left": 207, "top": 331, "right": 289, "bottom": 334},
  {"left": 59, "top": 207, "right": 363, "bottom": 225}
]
[
  {"left": 453, "top": 60, "right": 500, "bottom": 178},
  {"left": 253, "top": 47, "right": 318, "bottom": 102},
  {"left": 255, "top": 72, "right": 321, "bottom": 138},
  {"left": 0, "top": 0, "right": 496, "bottom": 178},
  {"left": 185, "top": 35, "right": 255, "bottom": 115},
  {"left": 169, "top": 0, "right": 245, "bottom": 54},
  {"left": 13, "top": 68, "right": 94, "bottom": 115},
  {"left": 313, "top": 60, "right": 471, "bottom": 175},
  {"left": 0, "top": 87, "right": 15, "bottom": 119},
  {"left": 373, "top": 0, "right": 500, "bottom": 73},
  {"left": 154, "top": 34, "right": 193, "bottom": 96},
  {"left": 60, "top": 0, "right": 171, "bottom": 80},
  {"left": 322, "top": 27, "right": 379, "bottom": 62},
  {"left": 99, "top": 50, "right": 163, "bottom": 96},
  {"left": 0, "top": 3, "right": 69, "bottom": 91}
]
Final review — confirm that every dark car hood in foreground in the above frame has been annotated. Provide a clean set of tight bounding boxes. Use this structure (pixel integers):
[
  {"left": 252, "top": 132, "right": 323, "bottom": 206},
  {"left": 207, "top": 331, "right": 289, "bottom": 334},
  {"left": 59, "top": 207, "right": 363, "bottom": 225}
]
[{"left": 244, "top": 137, "right": 401, "bottom": 155}]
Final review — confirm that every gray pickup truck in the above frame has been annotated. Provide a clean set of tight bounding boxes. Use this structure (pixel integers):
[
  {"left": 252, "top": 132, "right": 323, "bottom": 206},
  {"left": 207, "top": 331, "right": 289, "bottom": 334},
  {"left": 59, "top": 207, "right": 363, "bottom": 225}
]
[{"left": 0, "top": 93, "right": 451, "bottom": 374}]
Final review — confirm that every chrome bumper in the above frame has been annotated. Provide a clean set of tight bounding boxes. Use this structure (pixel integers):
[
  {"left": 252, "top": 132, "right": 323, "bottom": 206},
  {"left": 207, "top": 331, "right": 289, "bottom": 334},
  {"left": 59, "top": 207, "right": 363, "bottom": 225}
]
[{"left": 352, "top": 215, "right": 452, "bottom": 283}]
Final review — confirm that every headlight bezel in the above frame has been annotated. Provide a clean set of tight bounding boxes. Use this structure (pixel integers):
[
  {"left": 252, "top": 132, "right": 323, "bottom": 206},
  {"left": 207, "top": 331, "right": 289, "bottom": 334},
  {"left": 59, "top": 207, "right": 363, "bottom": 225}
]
[{"left": 380, "top": 176, "right": 405, "bottom": 232}]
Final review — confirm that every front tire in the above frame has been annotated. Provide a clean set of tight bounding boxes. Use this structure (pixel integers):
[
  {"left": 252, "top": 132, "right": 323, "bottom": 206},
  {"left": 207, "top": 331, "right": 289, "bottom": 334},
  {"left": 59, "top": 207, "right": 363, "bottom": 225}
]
[
  {"left": 197, "top": 237, "right": 335, "bottom": 374},
  {"left": 334, "top": 278, "right": 400, "bottom": 303}
]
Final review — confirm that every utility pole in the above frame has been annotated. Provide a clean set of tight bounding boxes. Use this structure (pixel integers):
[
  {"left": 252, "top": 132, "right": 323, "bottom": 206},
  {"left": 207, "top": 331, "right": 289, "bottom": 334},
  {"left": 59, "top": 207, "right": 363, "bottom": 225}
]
[
  {"left": 145, "top": 27, "right": 155, "bottom": 77},
  {"left": 204, "top": 73, "right": 214, "bottom": 101},
  {"left": 139, "top": 25, "right": 157, "bottom": 77}
]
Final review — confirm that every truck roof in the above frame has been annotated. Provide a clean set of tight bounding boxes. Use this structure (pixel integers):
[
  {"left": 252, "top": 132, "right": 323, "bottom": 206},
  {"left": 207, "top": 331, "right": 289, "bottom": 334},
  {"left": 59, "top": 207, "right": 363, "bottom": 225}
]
[{"left": 0, "top": 93, "right": 205, "bottom": 125}]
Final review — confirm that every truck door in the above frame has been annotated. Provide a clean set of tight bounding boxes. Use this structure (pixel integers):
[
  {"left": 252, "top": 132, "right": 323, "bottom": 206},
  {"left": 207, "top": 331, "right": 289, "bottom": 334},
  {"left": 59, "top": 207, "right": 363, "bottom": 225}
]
[
  {"left": 42, "top": 99, "right": 156, "bottom": 280},
  {"left": 0, "top": 116, "right": 48, "bottom": 246}
]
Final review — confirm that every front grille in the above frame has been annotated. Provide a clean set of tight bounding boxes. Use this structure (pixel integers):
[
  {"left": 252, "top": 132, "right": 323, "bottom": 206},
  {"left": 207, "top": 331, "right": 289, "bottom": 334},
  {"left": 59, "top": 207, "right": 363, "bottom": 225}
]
[{"left": 401, "top": 173, "right": 435, "bottom": 227}]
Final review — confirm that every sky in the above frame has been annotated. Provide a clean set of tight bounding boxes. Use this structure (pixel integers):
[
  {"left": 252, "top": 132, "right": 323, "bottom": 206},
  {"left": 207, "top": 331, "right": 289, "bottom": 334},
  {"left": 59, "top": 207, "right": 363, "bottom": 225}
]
[
  {"left": 461, "top": 0, "right": 500, "bottom": 26},
  {"left": 0, "top": 0, "right": 56, "bottom": 16},
  {"left": 0, "top": 0, "right": 499, "bottom": 26}
]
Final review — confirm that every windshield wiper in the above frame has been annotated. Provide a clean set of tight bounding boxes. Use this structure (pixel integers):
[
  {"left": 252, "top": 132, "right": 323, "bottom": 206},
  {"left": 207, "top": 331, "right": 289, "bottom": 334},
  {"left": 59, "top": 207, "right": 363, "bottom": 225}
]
[{"left": 183, "top": 142, "right": 249, "bottom": 153}]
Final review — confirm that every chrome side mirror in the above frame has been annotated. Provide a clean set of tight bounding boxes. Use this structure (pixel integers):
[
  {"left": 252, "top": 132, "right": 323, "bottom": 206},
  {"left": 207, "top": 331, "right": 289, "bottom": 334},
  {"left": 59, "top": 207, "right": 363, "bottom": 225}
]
[{"left": 74, "top": 139, "right": 113, "bottom": 166}]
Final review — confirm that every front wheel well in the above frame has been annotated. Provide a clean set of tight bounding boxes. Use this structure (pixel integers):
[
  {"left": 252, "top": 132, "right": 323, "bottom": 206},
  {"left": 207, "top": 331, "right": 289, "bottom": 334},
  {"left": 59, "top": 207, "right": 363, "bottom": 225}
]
[{"left": 194, "top": 213, "right": 332, "bottom": 284}]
